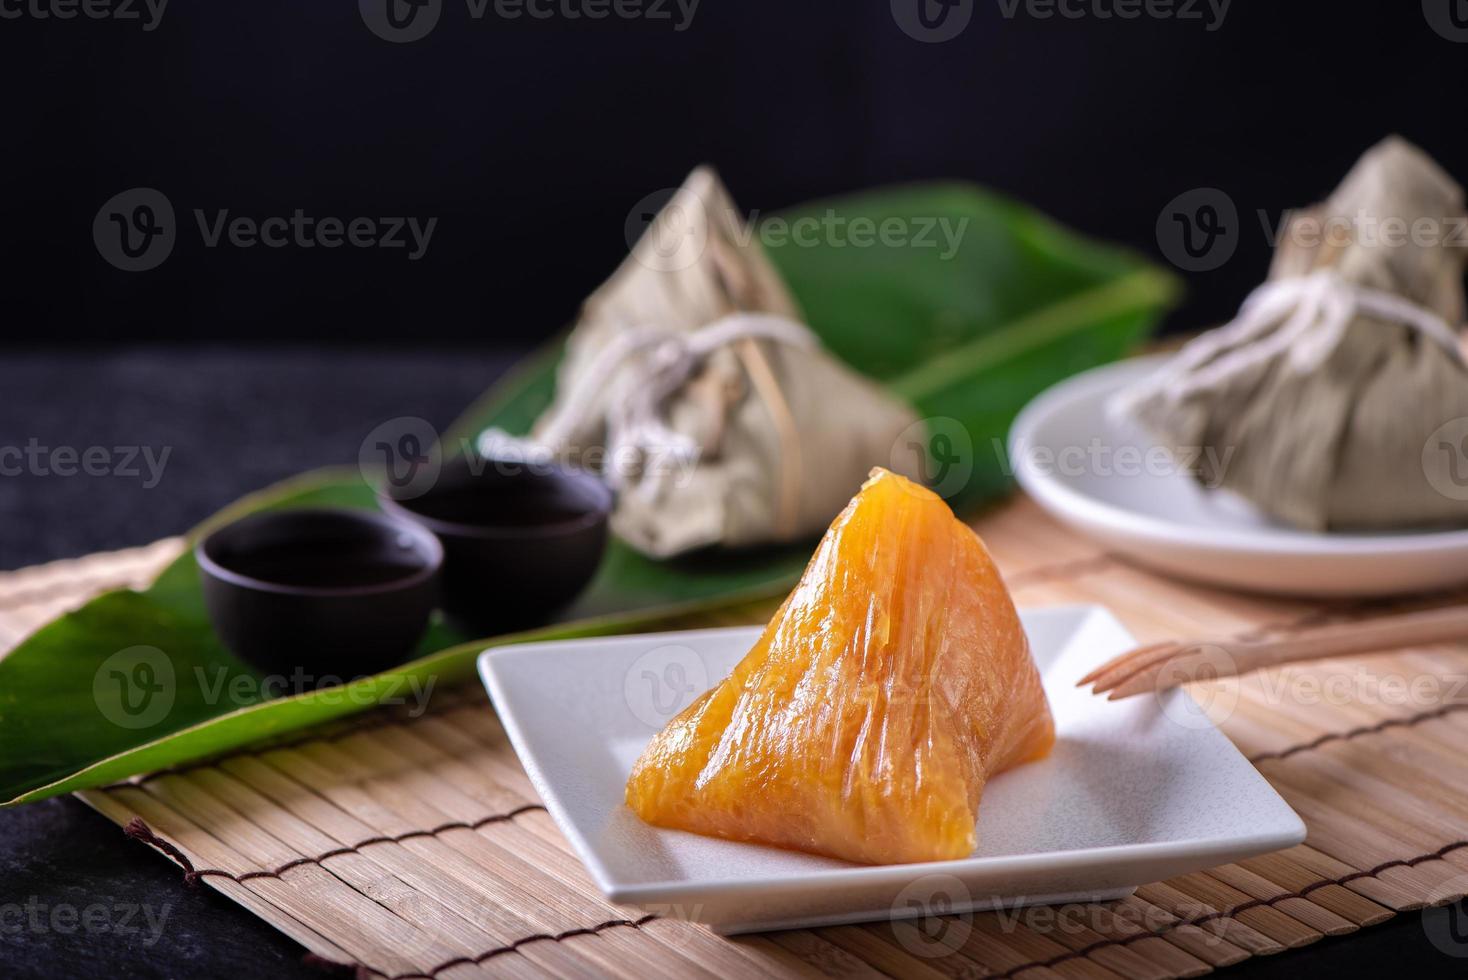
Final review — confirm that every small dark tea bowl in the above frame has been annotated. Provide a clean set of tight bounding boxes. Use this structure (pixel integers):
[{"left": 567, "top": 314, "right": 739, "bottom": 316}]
[
  {"left": 379, "top": 454, "right": 612, "bottom": 634},
  {"left": 197, "top": 508, "right": 443, "bottom": 679}
]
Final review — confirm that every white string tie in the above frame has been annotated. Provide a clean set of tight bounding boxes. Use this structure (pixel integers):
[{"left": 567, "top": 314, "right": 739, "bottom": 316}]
[{"left": 477, "top": 312, "right": 818, "bottom": 493}]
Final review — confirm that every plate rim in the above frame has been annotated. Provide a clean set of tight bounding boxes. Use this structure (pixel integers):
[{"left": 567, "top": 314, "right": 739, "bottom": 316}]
[
  {"left": 477, "top": 608, "right": 1306, "bottom": 905},
  {"left": 1009, "top": 355, "right": 1468, "bottom": 558}
]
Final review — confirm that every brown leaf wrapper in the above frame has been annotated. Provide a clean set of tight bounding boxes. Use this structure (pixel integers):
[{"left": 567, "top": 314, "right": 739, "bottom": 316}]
[
  {"left": 1114, "top": 137, "right": 1468, "bottom": 531},
  {"left": 528, "top": 166, "right": 923, "bottom": 557}
]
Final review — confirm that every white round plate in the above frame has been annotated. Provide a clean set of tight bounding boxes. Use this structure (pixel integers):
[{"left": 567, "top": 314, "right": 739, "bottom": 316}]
[{"left": 1009, "top": 356, "right": 1468, "bottom": 597}]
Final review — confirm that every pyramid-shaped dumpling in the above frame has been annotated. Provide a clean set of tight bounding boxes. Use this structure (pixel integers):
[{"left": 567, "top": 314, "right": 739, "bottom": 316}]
[{"left": 625, "top": 468, "right": 1055, "bottom": 864}]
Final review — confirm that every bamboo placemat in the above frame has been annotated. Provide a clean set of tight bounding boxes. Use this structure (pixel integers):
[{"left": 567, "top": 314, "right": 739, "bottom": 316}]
[{"left": 6, "top": 495, "right": 1468, "bottom": 979}]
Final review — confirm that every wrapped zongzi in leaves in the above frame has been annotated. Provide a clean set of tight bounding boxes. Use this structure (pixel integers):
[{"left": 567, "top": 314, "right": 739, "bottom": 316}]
[
  {"left": 1114, "top": 137, "right": 1468, "bottom": 531},
  {"left": 481, "top": 167, "right": 923, "bottom": 557}
]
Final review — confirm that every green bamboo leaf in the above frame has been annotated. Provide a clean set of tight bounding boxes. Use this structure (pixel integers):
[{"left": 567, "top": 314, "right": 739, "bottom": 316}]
[{"left": 0, "top": 183, "right": 1177, "bottom": 806}]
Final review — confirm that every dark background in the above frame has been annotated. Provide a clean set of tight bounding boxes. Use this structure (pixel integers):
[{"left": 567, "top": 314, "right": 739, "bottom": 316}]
[
  {"left": 5, "top": 2, "right": 1468, "bottom": 978},
  {"left": 3, "top": 1, "right": 1467, "bottom": 348}
]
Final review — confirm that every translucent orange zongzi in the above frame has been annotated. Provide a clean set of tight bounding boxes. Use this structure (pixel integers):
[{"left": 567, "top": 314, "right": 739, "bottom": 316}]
[{"left": 625, "top": 467, "right": 1055, "bottom": 864}]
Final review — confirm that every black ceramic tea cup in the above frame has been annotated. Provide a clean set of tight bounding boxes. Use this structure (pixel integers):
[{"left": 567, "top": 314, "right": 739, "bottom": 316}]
[
  {"left": 379, "top": 453, "right": 612, "bottom": 634},
  {"left": 196, "top": 508, "right": 443, "bottom": 679}
]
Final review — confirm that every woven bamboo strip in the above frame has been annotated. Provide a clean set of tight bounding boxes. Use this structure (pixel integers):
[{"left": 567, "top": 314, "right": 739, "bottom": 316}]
[
  {"left": 217, "top": 758, "right": 655, "bottom": 980},
  {"left": 219, "top": 772, "right": 592, "bottom": 964},
  {"left": 1109, "top": 896, "right": 1250, "bottom": 968},
  {"left": 1161, "top": 872, "right": 1321, "bottom": 948},
  {"left": 78, "top": 783, "right": 359, "bottom": 965},
  {"left": 975, "top": 497, "right": 1105, "bottom": 575},
  {"left": 241, "top": 756, "right": 603, "bottom": 978},
  {"left": 1274, "top": 747, "right": 1468, "bottom": 846},
  {"left": 181, "top": 768, "right": 584, "bottom": 980},
  {"left": 1233, "top": 850, "right": 1393, "bottom": 927},
  {"left": 1204, "top": 697, "right": 1301, "bottom": 760},
  {"left": 811, "top": 926, "right": 973, "bottom": 980},
  {"left": 999, "top": 892, "right": 1208, "bottom": 979},
  {"left": 722, "top": 934, "right": 856, "bottom": 979},
  {"left": 974, "top": 912, "right": 1148, "bottom": 980},
  {"left": 1200, "top": 864, "right": 1356, "bottom": 937},
  {"left": 274, "top": 742, "right": 698, "bottom": 979},
  {"left": 140, "top": 782, "right": 561, "bottom": 980},
  {"left": 1017, "top": 896, "right": 1215, "bottom": 979},
  {"left": 1132, "top": 883, "right": 1283, "bottom": 957},
  {"left": 319, "top": 739, "right": 724, "bottom": 980},
  {"left": 959, "top": 914, "right": 1105, "bottom": 980},
  {"left": 1281, "top": 844, "right": 1425, "bottom": 912},
  {"left": 110, "top": 784, "right": 477, "bottom": 978},
  {"left": 481, "top": 816, "right": 805, "bottom": 980},
  {"left": 1260, "top": 782, "right": 1463, "bottom": 899},
  {"left": 764, "top": 930, "right": 897, "bottom": 979},
  {"left": 1260, "top": 757, "right": 1468, "bottom": 872}
]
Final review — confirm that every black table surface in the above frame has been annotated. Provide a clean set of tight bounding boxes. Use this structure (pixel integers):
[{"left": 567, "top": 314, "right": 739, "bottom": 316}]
[{"left": 0, "top": 349, "right": 1458, "bottom": 978}]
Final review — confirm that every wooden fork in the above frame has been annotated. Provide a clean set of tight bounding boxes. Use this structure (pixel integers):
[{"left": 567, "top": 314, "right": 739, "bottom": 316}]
[{"left": 1079, "top": 605, "right": 1468, "bottom": 700}]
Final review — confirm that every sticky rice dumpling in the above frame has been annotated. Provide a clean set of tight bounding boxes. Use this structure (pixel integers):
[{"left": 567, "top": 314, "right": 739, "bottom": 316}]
[
  {"left": 625, "top": 468, "right": 1055, "bottom": 865},
  {"left": 1113, "top": 137, "right": 1468, "bottom": 531},
  {"left": 480, "top": 166, "right": 923, "bottom": 558}
]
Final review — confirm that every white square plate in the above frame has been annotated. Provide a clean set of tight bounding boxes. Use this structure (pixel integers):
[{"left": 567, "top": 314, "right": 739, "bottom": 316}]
[{"left": 477, "top": 606, "right": 1304, "bottom": 933}]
